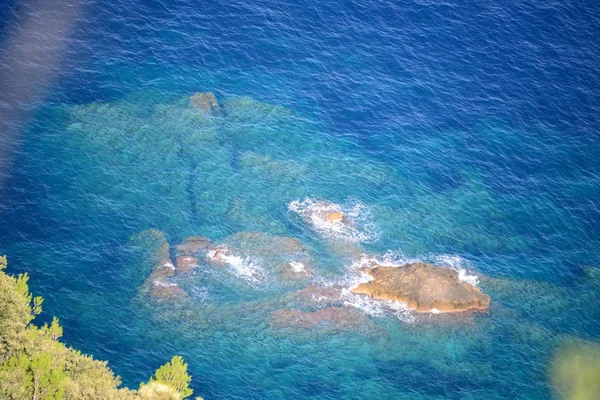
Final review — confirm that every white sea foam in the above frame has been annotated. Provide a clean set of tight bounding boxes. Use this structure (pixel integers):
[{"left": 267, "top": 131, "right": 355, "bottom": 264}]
[
  {"left": 311, "top": 256, "right": 406, "bottom": 322},
  {"left": 206, "top": 248, "right": 265, "bottom": 283},
  {"left": 289, "top": 261, "right": 307, "bottom": 273},
  {"left": 190, "top": 286, "right": 210, "bottom": 304},
  {"left": 206, "top": 249, "right": 220, "bottom": 260},
  {"left": 153, "top": 280, "right": 177, "bottom": 287},
  {"left": 222, "top": 254, "right": 264, "bottom": 283},
  {"left": 341, "top": 288, "right": 415, "bottom": 323},
  {"left": 329, "top": 251, "right": 482, "bottom": 322},
  {"left": 345, "top": 251, "right": 421, "bottom": 278},
  {"left": 458, "top": 269, "right": 479, "bottom": 286},
  {"left": 347, "top": 251, "right": 480, "bottom": 287},
  {"left": 432, "top": 254, "right": 479, "bottom": 286},
  {"left": 288, "top": 197, "right": 379, "bottom": 243},
  {"left": 164, "top": 262, "right": 175, "bottom": 270},
  {"left": 342, "top": 289, "right": 385, "bottom": 317}
]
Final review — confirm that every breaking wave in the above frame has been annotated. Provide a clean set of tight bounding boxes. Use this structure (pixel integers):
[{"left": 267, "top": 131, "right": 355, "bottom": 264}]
[
  {"left": 288, "top": 197, "right": 379, "bottom": 243},
  {"left": 206, "top": 249, "right": 265, "bottom": 284},
  {"left": 352, "top": 251, "right": 481, "bottom": 287},
  {"left": 321, "top": 251, "right": 482, "bottom": 320}
]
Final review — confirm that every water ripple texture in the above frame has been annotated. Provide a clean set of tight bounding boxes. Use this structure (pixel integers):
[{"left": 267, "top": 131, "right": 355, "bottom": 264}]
[{"left": 0, "top": 0, "right": 599, "bottom": 399}]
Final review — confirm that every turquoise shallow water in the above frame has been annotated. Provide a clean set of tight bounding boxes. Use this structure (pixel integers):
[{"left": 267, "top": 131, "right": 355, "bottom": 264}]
[{"left": 1, "top": 0, "right": 599, "bottom": 399}]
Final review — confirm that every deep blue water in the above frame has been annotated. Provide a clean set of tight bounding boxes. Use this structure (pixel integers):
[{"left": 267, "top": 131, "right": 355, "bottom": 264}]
[{"left": 1, "top": 0, "right": 599, "bottom": 399}]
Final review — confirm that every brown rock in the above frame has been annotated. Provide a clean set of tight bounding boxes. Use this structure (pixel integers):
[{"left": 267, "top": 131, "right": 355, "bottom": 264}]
[
  {"left": 292, "top": 284, "right": 344, "bottom": 306},
  {"left": 351, "top": 263, "right": 490, "bottom": 313},
  {"left": 151, "top": 281, "right": 187, "bottom": 299},
  {"left": 327, "top": 241, "right": 365, "bottom": 260},
  {"left": 148, "top": 260, "right": 176, "bottom": 282},
  {"left": 274, "top": 236, "right": 306, "bottom": 253},
  {"left": 132, "top": 230, "right": 189, "bottom": 301},
  {"left": 271, "top": 307, "right": 368, "bottom": 330},
  {"left": 176, "top": 256, "right": 199, "bottom": 275},
  {"left": 176, "top": 236, "right": 212, "bottom": 257},
  {"left": 190, "top": 92, "right": 220, "bottom": 115},
  {"left": 205, "top": 245, "right": 231, "bottom": 267},
  {"left": 304, "top": 200, "right": 348, "bottom": 226},
  {"left": 228, "top": 231, "right": 307, "bottom": 255},
  {"left": 326, "top": 211, "right": 344, "bottom": 223},
  {"left": 276, "top": 261, "right": 314, "bottom": 282},
  {"left": 146, "top": 261, "right": 185, "bottom": 300}
]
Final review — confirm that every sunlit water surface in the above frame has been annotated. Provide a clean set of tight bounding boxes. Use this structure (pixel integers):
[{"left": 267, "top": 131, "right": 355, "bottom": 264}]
[{"left": 1, "top": 0, "right": 599, "bottom": 399}]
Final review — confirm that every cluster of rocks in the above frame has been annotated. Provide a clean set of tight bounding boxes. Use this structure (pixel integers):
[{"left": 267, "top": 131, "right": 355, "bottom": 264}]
[
  {"left": 268, "top": 258, "right": 491, "bottom": 331},
  {"left": 139, "top": 230, "right": 317, "bottom": 302},
  {"left": 141, "top": 234, "right": 188, "bottom": 300},
  {"left": 270, "top": 284, "right": 372, "bottom": 331},
  {"left": 136, "top": 156, "right": 491, "bottom": 329}
]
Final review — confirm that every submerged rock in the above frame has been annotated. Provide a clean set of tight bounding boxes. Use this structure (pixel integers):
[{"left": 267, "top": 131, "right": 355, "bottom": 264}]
[
  {"left": 271, "top": 306, "right": 369, "bottom": 330},
  {"left": 327, "top": 240, "right": 365, "bottom": 260},
  {"left": 275, "top": 261, "right": 314, "bottom": 281},
  {"left": 136, "top": 231, "right": 317, "bottom": 286},
  {"left": 205, "top": 245, "right": 232, "bottom": 267},
  {"left": 351, "top": 263, "right": 490, "bottom": 313},
  {"left": 190, "top": 92, "right": 220, "bottom": 115},
  {"left": 226, "top": 231, "right": 308, "bottom": 255},
  {"left": 151, "top": 281, "right": 187, "bottom": 299},
  {"left": 176, "top": 236, "right": 213, "bottom": 257},
  {"left": 130, "top": 229, "right": 188, "bottom": 301},
  {"left": 291, "top": 284, "right": 345, "bottom": 307},
  {"left": 176, "top": 256, "right": 199, "bottom": 275},
  {"left": 218, "top": 231, "right": 316, "bottom": 283},
  {"left": 479, "top": 266, "right": 599, "bottom": 332}
]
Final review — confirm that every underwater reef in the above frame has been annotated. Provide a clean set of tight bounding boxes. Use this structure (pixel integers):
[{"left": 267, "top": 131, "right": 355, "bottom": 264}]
[{"left": 7, "top": 91, "right": 599, "bottom": 399}]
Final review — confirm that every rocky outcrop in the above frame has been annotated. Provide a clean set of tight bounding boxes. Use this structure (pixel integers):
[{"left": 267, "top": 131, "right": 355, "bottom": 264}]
[
  {"left": 146, "top": 256, "right": 188, "bottom": 300},
  {"left": 147, "top": 256, "right": 188, "bottom": 299},
  {"left": 130, "top": 230, "right": 188, "bottom": 301},
  {"left": 176, "top": 236, "right": 213, "bottom": 257},
  {"left": 205, "top": 245, "right": 232, "bottom": 267},
  {"left": 217, "top": 231, "right": 316, "bottom": 283},
  {"left": 190, "top": 92, "right": 220, "bottom": 115},
  {"left": 174, "top": 236, "right": 214, "bottom": 274},
  {"left": 290, "top": 284, "right": 345, "bottom": 307},
  {"left": 351, "top": 263, "right": 490, "bottom": 313},
  {"left": 289, "top": 198, "right": 377, "bottom": 244},
  {"left": 291, "top": 199, "right": 348, "bottom": 226},
  {"left": 176, "top": 256, "right": 199, "bottom": 275},
  {"left": 326, "top": 211, "right": 344, "bottom": 223},
  {"left": 151, "top": 280, "right": 187, "bottom": 299},
  {"left": 275, "top": 261, "right": 314, "bottom": 281}
]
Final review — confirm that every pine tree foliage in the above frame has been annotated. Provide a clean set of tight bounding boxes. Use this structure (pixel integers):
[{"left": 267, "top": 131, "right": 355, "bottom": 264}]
[
  {"left": 145, "top": 356, "right": 193, "bottom": 399},
  {"left": 138, "top": 382, "right": 181, "bottom": 400},
  {"left": 0, "top": 256, "right": 198, "bottom": 400},
  {"left": 41, "top": 317, "right": 63, "bottom": 342}
]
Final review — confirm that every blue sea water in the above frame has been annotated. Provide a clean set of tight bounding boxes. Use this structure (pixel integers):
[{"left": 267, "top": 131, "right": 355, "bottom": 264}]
[{"left": 1, "top": 0, "right": 599, "bottom": 399}]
